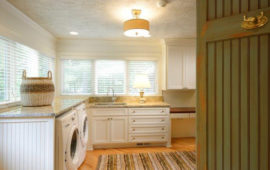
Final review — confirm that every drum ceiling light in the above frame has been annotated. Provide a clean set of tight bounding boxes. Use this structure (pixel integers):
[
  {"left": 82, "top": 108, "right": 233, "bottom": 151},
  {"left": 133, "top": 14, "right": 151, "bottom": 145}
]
[{"left": 123, "top": 9, "right": 150, "bottom": 37}]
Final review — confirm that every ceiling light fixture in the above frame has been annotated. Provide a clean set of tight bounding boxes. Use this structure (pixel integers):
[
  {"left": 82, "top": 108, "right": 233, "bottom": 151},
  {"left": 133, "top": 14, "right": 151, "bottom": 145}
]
[
  {"left": 69, "top": 31, "right": 79, "bottom": 35},
  {"left": 123, "top": 9, "right": 150, "bottom": 37}
]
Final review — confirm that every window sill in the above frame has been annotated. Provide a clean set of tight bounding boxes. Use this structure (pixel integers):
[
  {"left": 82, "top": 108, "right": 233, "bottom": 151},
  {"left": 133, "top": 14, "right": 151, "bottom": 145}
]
[{"left": 0, "top": 101, "right": 21, "bottom": 109}]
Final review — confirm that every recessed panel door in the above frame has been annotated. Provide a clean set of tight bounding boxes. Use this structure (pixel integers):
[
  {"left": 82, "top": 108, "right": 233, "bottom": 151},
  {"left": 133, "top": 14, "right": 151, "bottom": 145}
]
[{"left": 110, "top": 117, "right": 128, "bottom": 143}]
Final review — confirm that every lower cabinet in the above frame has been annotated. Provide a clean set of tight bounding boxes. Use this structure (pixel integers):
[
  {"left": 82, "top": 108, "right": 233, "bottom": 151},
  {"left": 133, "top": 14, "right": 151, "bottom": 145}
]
[
  {"left": 92, "top": 116, "right": 127, "bottom": 144},
  {"left": 110, "top": 117, "right": 128, "bottom": 143},
  {"left": 92, "top": 117, "right": 110, "bottom": 144},
  {"left": 89, "top": 107, "right": 171, "bottom": 149}
]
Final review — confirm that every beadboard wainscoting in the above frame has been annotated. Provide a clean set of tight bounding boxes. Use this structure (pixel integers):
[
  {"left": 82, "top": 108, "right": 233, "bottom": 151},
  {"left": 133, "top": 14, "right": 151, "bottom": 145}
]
[{"left": 0, "top": 118, "right": 54, "bottom": 170}]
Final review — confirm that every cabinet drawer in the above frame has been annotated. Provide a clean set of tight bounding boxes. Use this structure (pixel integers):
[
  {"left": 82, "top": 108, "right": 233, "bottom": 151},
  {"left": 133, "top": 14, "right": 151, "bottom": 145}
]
[
  {"left": 129, "top": 125, "right": 167, "bottom": 134},
  {"left": 90, "top": 108, "right": 127, "bottom": 116},
  {"left": 129, "top": 134, "right": 167, "bottom": 142},
  {"left": 129, "top": 116, "right": 168, "bottom": 125},
  {"left": 129, "top": 108, "right": 169, "bottom": 116}
]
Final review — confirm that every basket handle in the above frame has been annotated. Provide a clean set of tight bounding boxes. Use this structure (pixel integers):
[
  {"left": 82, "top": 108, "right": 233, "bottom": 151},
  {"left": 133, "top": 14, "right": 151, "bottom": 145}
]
[
  {"left": 22, "top": 70, "right": 27, "bottom": 79},
  {"left": 47, "top": 71, "right": 52, "bottom": 80}
]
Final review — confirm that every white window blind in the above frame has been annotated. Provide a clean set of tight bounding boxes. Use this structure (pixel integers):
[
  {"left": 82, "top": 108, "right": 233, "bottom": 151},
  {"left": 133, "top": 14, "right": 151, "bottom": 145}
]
[
  {"left": 62, "top": 60, "right": 92, "bottom": 94},
  {"left": 61, "top": 59, "right": 158, "bottom": 95},
  {"left": 0, "top": 36, "right": 55, "bottom": 104},
  {"left": 128, "top": 61, "right": 157, "bottom": 94},
  {"left": 95, "top": 60, "right": 126, "bottom": 94}
]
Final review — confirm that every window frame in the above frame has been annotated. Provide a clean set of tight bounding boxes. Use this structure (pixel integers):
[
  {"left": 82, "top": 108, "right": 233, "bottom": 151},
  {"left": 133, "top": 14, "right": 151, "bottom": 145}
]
[
  {"left": 0, "top": 36, "right": 56, "bottom": 106},
  {"left": 60, "top": 58, "right": 159, "bottom": 96},
  {"left": 61, "top": 59, "right": 93, "bottom": 95}
]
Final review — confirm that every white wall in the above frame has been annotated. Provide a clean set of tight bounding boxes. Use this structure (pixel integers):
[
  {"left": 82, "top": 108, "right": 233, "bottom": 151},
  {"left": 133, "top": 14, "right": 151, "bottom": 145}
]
[
  {"left": 55, "top": 38, "right": 163, "bottom": 96},
  {"left": 0, "top": 0, "right": 56, "bottom": 57}
]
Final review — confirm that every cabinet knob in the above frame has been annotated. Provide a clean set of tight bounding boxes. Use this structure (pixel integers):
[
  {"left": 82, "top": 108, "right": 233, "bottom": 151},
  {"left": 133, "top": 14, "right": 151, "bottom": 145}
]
[
  {"left": 161, "top": 137, "right": 165, "bottom": 139},
  {"left": 162, "top": 128, "right": 165, "bottom": 130},
  {"left": 133, "top": 137, "right": 135, "bottom": 140},
  {"left": 161, "top": 110, "right": 165, "bottom": 113},
  {"left": 132, "top": 128, "right": 135, "bottom": 131},
  {"left": 132, "top": 110, "right": 136, "bottom": 113},
  {"left": 133, "top": 120, "right": 136, "bottom": 122},
  {"left": 161, "top": 119, "right": 165, "bottom": 122},
  {"left": 108, "top": 118, "right": 110, "bottom": 120}
]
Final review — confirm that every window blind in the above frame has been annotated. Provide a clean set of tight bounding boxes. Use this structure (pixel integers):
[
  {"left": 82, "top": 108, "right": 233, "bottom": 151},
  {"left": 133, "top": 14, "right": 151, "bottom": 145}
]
[
  {"left": 128, "top": 61, "right": 157, "bottom": 94},
  {"left": 61, "top": 59, "right": 158, "bottom": 95},
  {"left": 0, "top": 36, "right": 55, "bottom": 104},
  {"left": 95, "top": 60, "right": 126, "bottom": 94},
  {"left": 62, "top": 60, "right": 92, "bottom": 94}
]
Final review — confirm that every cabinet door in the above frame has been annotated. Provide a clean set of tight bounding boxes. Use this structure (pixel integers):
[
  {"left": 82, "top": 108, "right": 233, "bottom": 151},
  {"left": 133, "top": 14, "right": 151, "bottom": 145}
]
[
  {"left": 110, "top": 117, "right": 128, "bottom": 143},
  {"left": 183, "top": 46, "right": 196, "bottom": 89},
  {"left": 92, "top": 117, "right": 110, "bottom": 144},
  {"left": 167, "top": 46, "right": 183, "bottom": 89}
]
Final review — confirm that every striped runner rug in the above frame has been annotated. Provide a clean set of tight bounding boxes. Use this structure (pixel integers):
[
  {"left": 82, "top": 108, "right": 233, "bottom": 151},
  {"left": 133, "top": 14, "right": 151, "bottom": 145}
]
[{"left": 97, "top": 151, "right": 196, "bottom": 170}]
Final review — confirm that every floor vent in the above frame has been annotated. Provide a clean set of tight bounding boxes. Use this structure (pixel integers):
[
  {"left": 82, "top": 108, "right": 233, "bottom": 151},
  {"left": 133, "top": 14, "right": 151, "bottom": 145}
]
[{"left": 136, "top": 143, "right": 151, "bottom": 146}]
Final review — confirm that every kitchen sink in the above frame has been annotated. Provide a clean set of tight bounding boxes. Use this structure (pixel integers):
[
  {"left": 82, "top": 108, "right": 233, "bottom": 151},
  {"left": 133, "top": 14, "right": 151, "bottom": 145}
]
[{"left": 94, "top": 102, "right": 127, "bottom": 106}]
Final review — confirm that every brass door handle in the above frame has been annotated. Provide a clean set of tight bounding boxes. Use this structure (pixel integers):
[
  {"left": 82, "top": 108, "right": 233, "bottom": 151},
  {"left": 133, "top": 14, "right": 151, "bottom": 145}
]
[{"left": 241, "top": 11, "right": 268, "bottom": 29}]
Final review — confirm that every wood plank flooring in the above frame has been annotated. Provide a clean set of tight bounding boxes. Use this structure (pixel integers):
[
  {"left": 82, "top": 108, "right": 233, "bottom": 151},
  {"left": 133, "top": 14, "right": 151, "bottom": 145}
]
[{"left": 79, "top": 137, "right": 196, "bottom": 170}]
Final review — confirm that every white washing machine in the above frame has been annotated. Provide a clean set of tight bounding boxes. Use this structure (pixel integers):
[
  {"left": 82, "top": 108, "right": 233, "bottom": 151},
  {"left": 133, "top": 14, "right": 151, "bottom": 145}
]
[
  {"left": 75, "top": 103, "right": 89, "bottom": 166},
  {"left": 55, "top": 109, "right": 80, "bottom": 170}
]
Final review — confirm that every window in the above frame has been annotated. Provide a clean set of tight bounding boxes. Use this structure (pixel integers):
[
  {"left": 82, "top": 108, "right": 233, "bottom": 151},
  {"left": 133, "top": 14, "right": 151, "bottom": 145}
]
[
  {"left": 62, "top": 60, "right": 92, "bottom": 94},
  {"left": 95, "top": 60, "right": 126, "bottom": 94},
  {"left": 61, "top": 59, "right": 158, "bottom": 95},
  {"left": 0, "top": 36, "right": 55, "bottom": 104},
  {"left": 128, "top": 61, "right": 157, "bottom": 94}
]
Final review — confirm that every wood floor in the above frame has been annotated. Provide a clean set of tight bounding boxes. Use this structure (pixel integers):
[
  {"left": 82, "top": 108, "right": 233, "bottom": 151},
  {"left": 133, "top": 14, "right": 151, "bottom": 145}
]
[{"left": 79, "top": 137, "right": 196, "bottom": 170}]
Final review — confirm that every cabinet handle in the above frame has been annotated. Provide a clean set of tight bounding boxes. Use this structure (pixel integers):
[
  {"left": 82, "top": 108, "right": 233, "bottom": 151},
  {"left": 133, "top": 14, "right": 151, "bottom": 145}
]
[
  {"left": 161, "top": 137, "right": 165, "bottom": 139},
  {"left": 133, "top": 137, "right": 135, "bottom": 140},
  {"left": 133, "top": 120, "right": 136, "bottom": 122},
  {"left": 161, "top": 119, "right": 165, "bottom": 122},
  {"left": 132, "top": 110, "right": 136, "bottom": 113},
  {"left": 162, "top": 128, "right": 165, "bottom": 130},
  {"left": 132, "top": 129, "right": 135, "bottom": 131},
  {"left": 161, "top": 110, "right": 165, "bottom": 113}
]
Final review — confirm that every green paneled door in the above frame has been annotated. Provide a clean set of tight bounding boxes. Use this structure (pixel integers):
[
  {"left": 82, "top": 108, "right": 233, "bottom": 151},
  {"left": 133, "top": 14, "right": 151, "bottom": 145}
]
[{"left": 197, "top": 0, "right": 270, "bottom": 169}]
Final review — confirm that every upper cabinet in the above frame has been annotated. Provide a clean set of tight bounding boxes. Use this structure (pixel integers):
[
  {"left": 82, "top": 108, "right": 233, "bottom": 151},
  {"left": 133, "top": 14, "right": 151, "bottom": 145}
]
[{"left": 163, "top": 39, "right": 196, "bottom": 90}]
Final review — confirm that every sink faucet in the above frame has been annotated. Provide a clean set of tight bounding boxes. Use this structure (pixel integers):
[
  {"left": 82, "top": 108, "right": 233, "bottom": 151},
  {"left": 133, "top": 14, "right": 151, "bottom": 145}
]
[{"left": 107, "top": 87, "right": 116, "bottom": 102}]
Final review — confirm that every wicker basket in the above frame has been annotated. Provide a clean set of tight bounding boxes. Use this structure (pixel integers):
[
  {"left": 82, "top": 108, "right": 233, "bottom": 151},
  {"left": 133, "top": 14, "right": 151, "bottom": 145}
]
[{"left": 20, "top": 70, "right": 55, "bottom": 106}]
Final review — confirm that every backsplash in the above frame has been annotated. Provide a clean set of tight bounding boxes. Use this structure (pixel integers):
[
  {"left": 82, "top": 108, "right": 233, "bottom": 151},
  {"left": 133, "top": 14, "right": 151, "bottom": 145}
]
[{"left": 162, "top": 90, "right": 196, "bottom": 107}]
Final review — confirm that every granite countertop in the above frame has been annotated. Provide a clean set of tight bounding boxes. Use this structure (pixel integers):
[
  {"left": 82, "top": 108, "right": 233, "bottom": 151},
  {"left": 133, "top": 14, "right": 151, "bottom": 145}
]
[
  {"left": 170, "top": 107, "right": 196, "bottom": 114},
  {"left": 0, "top": 96, "right": 170, "bottom": 118},
  {"left": 88, "top": 102, "right": 170, "bottom": 108},
  {"left": 0, "top": 97, "right": 89, "bottom": 118}
]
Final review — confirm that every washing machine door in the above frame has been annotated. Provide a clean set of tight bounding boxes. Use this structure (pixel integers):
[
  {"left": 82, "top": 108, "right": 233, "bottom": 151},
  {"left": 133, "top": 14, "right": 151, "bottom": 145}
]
[
  {"left": 65, "top": 126, "right": 80, "bottom": 170},
  {"left": 80, "top": 113, "right": 88, "bottom": 147}
]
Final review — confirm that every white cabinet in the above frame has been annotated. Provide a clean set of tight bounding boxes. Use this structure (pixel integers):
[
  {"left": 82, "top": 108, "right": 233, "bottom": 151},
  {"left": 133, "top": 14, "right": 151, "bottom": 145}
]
[
  {"left": 110, "top": 117, "right": 128, "bottom": 143},
  {"left": 167, "top": 46, "right": 184, "bottom": 89},
  {"left": 92, "top": 117, "right": 110, "bottom": 144},
  {"left": 182, "top": 47, "right": 196, "bottom": 89},
  {"left": 165, "top": 39, "right": 196, "bottom": 90},
  {"left": 91, "top": 109, "right": 128, "bottom": 145},
  {"left": 89, "top": 107, "right": 171, "bottom": 148},
  {"left": 128, "top": 108, "right": 171, "bottom": 147}
]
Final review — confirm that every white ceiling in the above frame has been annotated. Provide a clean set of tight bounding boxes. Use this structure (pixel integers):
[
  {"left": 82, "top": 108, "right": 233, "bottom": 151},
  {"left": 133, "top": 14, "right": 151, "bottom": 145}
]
[{"left": 7, "top": 0, "right": 196, "bottom": 39}]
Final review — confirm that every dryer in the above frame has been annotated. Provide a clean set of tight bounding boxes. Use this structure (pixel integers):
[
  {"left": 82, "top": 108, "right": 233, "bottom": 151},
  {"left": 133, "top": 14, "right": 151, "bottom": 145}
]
[
  {"left": 56, "top": 109, "right": 80, "bottom": 170},
  {"left": 75, "top": 103, "right": 89, "bottom": 166}
]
